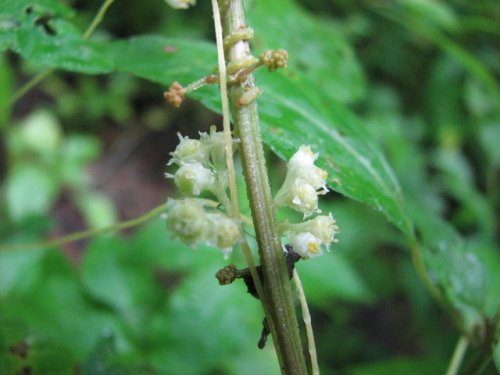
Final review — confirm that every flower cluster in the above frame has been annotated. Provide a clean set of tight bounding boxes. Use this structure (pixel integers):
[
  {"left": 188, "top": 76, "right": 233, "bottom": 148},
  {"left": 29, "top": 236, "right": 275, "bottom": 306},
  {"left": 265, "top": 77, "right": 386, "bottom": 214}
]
[
  {"left": 259, "top": 49, "right": 289, "bottom": 72},
  {"left": 274, "top": 145, "right": 329, "bottom": 218},
  {"left": 165, "top": 135, "right": 339, "bottom": 260},
  {"left": 164, "top": 129, "right": 241, "bottom": 258},
  {"left": 166, "top": 130, "right": 236, "bottom": 204},
  {"left": 275, "top": 145, "right": 339, "bottom": 259},
  {"left": 279, "top": 214, "right": 339, "bottom": 259},
  {"left": 165, "top": 199, "right": 240, "bottom": 259}
]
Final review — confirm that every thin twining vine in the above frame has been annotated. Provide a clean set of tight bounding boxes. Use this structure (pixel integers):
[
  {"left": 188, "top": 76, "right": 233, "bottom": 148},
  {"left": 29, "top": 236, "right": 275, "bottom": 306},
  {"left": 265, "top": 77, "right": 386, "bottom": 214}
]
[{"left": 0, "top": 203, "right": 167, "bottom": 252}]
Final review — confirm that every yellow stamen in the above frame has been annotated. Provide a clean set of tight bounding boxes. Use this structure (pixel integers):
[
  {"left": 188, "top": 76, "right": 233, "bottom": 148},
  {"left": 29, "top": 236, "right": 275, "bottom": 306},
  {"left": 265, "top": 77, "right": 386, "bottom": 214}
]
[{"left": 308, "top": 241, "right": 319, "bottom": 254}]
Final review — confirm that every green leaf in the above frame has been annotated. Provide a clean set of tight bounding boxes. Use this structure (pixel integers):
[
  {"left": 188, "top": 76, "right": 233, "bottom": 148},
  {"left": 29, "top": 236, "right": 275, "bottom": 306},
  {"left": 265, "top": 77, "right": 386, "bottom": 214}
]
[
  {"left": 158, "top": 264, "right": 276, "bottom": 375},
  {"left": 297, "top": 253, "right": 374, "bottom": 307},
  {"left": 400, "top": 0, "right": 459, "bottom": 31},
  {"left": 76, "top": 192, "right": 117, "bottom": 229},
  {"left": 5, "top": 164, "right": 58, "bottom": 222},
  {"left": 196, "top": 74, "right": 412, "bottom": 237},
  {"left": 0, "top": 249, "right": 46, "bottom": 296},
  {"left": 81, "top": 236, "right": 153, "bottom": 314},
  {"left": 259, "top": 72, "right": 413, "bottom": 235},
  {"left": 107, "top": 36, "right": 217, "bottom": 86},
  {"left": 247, "top": 0, "right": 366, "bottom": 104},
  {"left": 0, "top": 0, "right": 113, "bottom": 73},
  {"left": 1, "top": 250, "right": 125, "bottom": 362}
]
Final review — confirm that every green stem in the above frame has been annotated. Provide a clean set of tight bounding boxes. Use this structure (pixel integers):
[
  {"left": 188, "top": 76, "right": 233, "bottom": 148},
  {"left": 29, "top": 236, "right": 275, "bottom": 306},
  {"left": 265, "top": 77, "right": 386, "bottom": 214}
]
[
  {"left": 82, "top": 0, "right": 116, "bottom": 40},
  {"left": 0, "top": 203, "right": 166, "bottom": 252},
  {"left": 446, "top": 335, "right": 468, "bottom": 375},
  {"left": 293, "top": 269, "right": 319, "bottom": 375},
  {"left": 220, "top": 1, "right": 307, "bottom": 374},
  {"left": 210, "top": 0, "right": 267, "bottom": 323}
]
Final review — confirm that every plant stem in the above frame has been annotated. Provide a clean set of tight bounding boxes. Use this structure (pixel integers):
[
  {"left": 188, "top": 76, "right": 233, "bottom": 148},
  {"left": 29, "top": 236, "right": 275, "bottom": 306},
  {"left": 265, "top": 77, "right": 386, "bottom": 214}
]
[
  {"left": 82, "top": 0, "right": 116, "bottom": 40},
  {"left": 210, "top": 0, "right": 268, "bottom": 325},
  {"left": 219, "top": 1, "right": 307, "bottom": 373},
  {"left": 293, "top": 269, "right": 320, "bottom": 375},
  {"left": 446, "top": 335, "right": 468, "bottom": 375},
  {"left": 0, "top": 203, "right": 167, "bottom": 252}
]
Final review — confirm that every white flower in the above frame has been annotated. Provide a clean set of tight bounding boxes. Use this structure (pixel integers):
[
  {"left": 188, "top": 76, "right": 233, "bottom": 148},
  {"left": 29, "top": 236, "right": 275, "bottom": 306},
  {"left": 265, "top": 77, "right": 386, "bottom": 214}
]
[
  {"left": 307, "top": 214, "right": 339, "bottom": 250},
  {"left": 168, "top": 133, "right": 207, "bottom": 166},
  {"left": 288, "top": 232, "right": 323, "bottom": 259},
  {"left": 165, "top": 199, "right": 242, "bottom": 257},
  {"left": 288, "top": 145, "right": 329, "bottom": 192},
  {"left": 165, "top": 199, "right": 207, "bottom": 245},
  {"left": 279, "top": 213, "right": 340, "bottom": 257},
  {"left": 169, "top": 163, "right": 214, "bottom": 195},
  {"left": 165, "top": 0, "right": 196, "bottom": 9},
  {"left": 290, "top": 181, "right": 320, "bottom": 218},
  {"left": 206, "top": 213, "right": 241, "bottom": 259},
  {"left": 274, "top": 145, "right": 329, "bottom": 215}
]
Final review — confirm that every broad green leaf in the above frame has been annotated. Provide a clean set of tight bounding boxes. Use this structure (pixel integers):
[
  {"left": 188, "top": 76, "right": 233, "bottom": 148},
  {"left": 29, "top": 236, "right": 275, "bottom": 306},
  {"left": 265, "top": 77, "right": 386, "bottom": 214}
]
[
  {"left": 76, "top": 192, "right": 117, "bottom": 229},
  {"left": 2, "top": 0, "right": 412, "bottom": 236},
  {"left": 400, "top": 0, "right": 459, "bottom": 31},
  {"left": 81, "top": 236, "right": 157, "bottom": 314},
  {"left": 362, "top": 84, "right": 493, "bottom": 338},
  {"left": 297, "top": 252, "right": 375, "bottom": 306},
  {"left": 107, "top": 36, "right": 217, "bottom": 86},
  {"left": 0, "top": 0, "right": 113, "bottom": 73},
  {"left": 81, "top": 334, "right": 129, "bottom": 375},
  {"left": 247, "top": 0, "right": 365, "bottom": 104},
  {"left": 5, "top": 164, "right": 58, "bottom": 222},
  {"left": 17, "top": 109, "right": 62, "bottom": 155},
  {"left": 0, "top": 250, "right": 126, "bottom": 362},
  {"left": 259, "top": 71, "right": 412, "bottom": 235},
  {"left": 0, "top": 249, "right": 45, "bottom": 296},
  {"left": 195, "top": 72, "right": 412, "bottom": 237},
  {"left": 159, "top": 263, "right": 277, "bottom": 375}
]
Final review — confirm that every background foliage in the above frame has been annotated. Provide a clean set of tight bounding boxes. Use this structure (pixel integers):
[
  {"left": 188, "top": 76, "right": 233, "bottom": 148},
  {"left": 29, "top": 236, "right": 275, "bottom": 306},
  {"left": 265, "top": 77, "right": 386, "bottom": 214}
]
[{"left": 1, "top": 0, "right": 499, "bottom": 374}]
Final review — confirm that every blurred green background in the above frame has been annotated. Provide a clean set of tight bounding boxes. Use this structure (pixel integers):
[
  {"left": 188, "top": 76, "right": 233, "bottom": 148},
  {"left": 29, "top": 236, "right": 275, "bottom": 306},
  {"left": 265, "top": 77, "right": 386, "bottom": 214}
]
[{"left": 0, "top": 0, "right": 499, "bottom": 374}]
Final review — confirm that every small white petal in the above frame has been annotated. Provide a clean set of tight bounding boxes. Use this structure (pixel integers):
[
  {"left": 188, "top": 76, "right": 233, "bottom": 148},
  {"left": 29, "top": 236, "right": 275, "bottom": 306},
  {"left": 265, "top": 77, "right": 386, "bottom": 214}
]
[
  {"left": 288, "top": 145, "right": 317, "bottom": 170},
  {"left": 290, "top": 182, "right": 320, "bottom": 218},
  {"left": 289, "top": 232, "right": 323, "bottom": 259}
]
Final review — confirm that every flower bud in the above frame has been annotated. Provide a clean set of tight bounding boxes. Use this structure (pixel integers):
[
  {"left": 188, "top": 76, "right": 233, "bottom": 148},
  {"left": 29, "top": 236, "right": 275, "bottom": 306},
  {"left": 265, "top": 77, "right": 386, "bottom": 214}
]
[
  {"left": 172, "top": 163, "right": 214, "bottom": 195},
  {"left": 168, "top": 133, "right": 207, "bottom": 166},
  {"left": 288, "top": 145, "right": 328, "bottom": 192},
  {"left": 260, "top": 49, "right": 289, "bottom": 72},
  {"left": 165, "top": 199, "right": 207, "bottom": 245},
  {"left": 274, "top": 145, "right": 329, "bottom": 216},
  {"left": 207, "top": 213, "right": 241, "bottom": 258},
  {"left": 290, "top": 181, "right": 320, "bottom": 218}
]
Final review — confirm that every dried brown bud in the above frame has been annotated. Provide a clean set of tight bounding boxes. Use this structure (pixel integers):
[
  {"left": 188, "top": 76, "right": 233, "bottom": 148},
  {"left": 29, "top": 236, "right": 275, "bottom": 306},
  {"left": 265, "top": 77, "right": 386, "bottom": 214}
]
[
  {"left": 259, "top": 49, "right": 289, "bottom": 72},
  {"left": 205, "top": 74, "right": 218, "bottom": 84},
  {"left": 164, "top": 81, "right": 185, "bottom": 107},
  {"left": 215, "top": 264, "right": 237, "bottom": 285}
]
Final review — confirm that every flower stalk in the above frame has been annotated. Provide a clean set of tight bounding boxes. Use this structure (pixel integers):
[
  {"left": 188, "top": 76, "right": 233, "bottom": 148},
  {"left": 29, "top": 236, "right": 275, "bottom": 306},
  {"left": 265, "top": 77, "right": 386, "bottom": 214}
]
[{"left": 218, "top": 0, "right": 307, "bottom": 373}]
